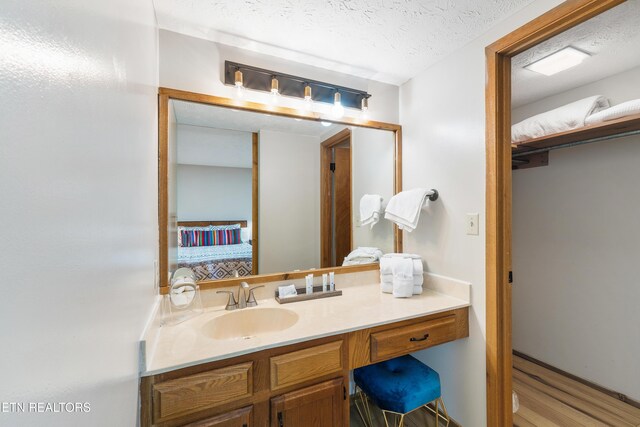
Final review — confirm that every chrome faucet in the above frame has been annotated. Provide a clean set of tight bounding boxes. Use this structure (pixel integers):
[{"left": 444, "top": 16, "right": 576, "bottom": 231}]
[
  {"left": 237, "top": 282, "right": 249, "bottom": 309},
  {"left": 217, "top": 282, "right": 264, "bottom": 311}
]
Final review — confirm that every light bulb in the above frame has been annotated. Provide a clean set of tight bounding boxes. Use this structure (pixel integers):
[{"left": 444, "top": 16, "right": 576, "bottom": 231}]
[
  {"left": 332, "top": 92, "right": 344, "bottom": 118},
  {"left": 321, "top": 121, "right": 332, "bottom": 127},
  {"left": 360, "top": 96, "right": 369, "bottom": 120},
  {"left": 270, "top": 77, "right": 280, "bottom": 105},
  {"left": 235, "top": 84, "right": 244, "bottom": 99},
  {"left": 303, "top": 84, "right": 313, "bottom": 111},
  {"left": 234, "top": 69, "right": 244, "bottom": 98}
]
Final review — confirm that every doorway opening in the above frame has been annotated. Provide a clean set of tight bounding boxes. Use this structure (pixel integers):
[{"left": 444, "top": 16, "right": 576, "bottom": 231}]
[{"left": 485, "top": 0, "right": 626, "bottom": 425}]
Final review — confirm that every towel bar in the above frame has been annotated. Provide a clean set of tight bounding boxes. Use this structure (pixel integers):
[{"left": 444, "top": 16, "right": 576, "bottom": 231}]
[{"left": 427, "top": 189, "right": 439, "bottom": 202}]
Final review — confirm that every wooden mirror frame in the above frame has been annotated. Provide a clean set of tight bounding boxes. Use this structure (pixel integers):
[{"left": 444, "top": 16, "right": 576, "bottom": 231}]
[
  {"left": 158, "top": 87, "right": 402, "bottom": 294},
  {"left": 485, "top": 0, "right": 625, "bottom": 424}
]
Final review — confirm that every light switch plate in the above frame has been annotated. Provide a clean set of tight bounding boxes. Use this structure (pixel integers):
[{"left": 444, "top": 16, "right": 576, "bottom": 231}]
[{"left": 466, "top": 213, "right": 479, "bottom": 235}]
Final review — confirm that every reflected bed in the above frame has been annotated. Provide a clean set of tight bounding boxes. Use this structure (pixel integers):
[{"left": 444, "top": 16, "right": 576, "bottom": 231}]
[
  {"left": 178, "top": 242, "right": 253, "bottom": 281},
  {"left": 177, "top": 220, "right": 252, "bottom": 281}
]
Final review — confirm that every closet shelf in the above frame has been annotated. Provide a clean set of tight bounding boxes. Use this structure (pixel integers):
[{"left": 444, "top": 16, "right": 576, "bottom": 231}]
[{"left": 512, "top": 112, "right": 640, "bottom": 170}]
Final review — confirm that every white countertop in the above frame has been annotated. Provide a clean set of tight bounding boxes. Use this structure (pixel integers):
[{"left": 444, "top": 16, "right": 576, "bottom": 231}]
[{"left": 141, "top": 272, "right": 470, "bottom": 376}]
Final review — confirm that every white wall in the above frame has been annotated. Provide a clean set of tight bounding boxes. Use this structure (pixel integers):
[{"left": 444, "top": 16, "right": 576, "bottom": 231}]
[
  {"left": 176, "top": 124, "right": 253, "bottom": 168},
  {"left": 351, "top": 127, "right": 395, "bottom": 253},
  {"left": 177, "top": 165, "right": 252, "bottom": 223},
  {"left": 399, "top": 0, "right": 563, "bottom": 424},
  {"left": 512, "top": 68, "right": 640, "bottom": 400},
  {"left": 158, "top": 30, "right": 399, "bottom": 124},
  {"left": 259, "top": 130, "right": 320, "bottom": 273},
  {"left": 0, "top": 1, "right": 158, "bottom": 426}
]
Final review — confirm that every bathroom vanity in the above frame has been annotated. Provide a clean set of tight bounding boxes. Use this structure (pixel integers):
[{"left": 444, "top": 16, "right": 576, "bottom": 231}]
[{"left": 139, "top": 274, "right": 470, "bottom": 426}]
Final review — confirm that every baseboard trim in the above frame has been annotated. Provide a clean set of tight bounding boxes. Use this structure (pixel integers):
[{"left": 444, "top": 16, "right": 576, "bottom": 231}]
[{"left": 513, "top": 350, "right": 640, "bottom": 410}]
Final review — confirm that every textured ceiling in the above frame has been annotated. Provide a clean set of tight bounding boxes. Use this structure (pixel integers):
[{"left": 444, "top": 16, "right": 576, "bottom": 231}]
[
  {"left": 153, "top": 0, "right": 535, "bottom": 84},
  {"left": 512, "top": 1, "right": 640, "bottom": 107}
]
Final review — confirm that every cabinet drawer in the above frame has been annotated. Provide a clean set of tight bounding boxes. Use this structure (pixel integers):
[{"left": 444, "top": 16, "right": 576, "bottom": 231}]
[
  {"left": 153, "top": 362, "right": 253, "bottom": 423},
  {"left": 182, "top": 405, "right": 252, "bottom": 427},
  {"left": 270, "top": 341, "right": 343, "bottom": 391},
  {"left": 370, "top": 315, "right": 457, "bottom": 362}
]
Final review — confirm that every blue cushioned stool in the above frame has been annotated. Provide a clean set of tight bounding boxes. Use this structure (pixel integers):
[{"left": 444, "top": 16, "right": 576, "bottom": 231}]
[{"left": 353, "top": 355, "right": 450, "bottom": 427}]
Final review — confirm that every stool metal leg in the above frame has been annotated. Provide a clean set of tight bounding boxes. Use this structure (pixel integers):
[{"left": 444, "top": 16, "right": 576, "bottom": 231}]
[
  {"left": 382, "top": 410, "right": 405, "bottom": 427},
  {"left": 438, "top": 398, "right": 451, "bottom": 427},
  {"left": 423, "top": 398, "right": 450, "bottom": 427},
  {"left": 354, "top": 385, "right": 375, "bottom": 427}
]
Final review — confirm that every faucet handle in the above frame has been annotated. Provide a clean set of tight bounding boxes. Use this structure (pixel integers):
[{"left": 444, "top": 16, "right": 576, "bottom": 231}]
[
  {"left": 246, "top": 285, "right": 264, "bottom": 307},
  {"left": 216, "top": 290, "right": 238, "bottom": 310}
]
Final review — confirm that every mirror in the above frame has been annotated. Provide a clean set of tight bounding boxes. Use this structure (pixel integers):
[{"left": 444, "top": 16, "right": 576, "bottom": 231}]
[{"left": 159, "top": 91, "right": 401, "bottom": 290}]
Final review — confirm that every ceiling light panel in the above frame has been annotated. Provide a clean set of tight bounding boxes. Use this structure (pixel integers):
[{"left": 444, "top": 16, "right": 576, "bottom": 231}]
[{"left": 524, "top": 47, "right": 590, "bottom": 76}]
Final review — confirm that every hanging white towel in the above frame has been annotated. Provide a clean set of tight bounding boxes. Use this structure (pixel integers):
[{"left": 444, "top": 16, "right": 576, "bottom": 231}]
[
  {"left": 384, "top": 189, "right": 433, "bottom": 232},
  {"left": 391, "top": 258, "right": 414, "bottom": 298},
  {"left": 360, "top": 194, "right": 383, "bottom": 229}
]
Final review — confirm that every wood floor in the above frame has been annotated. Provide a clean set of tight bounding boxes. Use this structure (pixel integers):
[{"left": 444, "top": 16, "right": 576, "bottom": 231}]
[{"left": 513, "top": 355, "right": 640, "bottom": 427}]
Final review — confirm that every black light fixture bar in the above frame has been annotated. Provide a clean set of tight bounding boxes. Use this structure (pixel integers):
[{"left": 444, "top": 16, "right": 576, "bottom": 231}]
[{"left": 224, "top": 60, "right": 370, "bottom": 110}]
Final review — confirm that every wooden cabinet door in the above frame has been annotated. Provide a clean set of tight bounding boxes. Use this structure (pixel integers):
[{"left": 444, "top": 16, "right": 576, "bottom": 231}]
[
  {"left": 183, "top": 405, "right": 252, "bottom": 427},
  {"left": 270, "top": 378, "right": 344, "bottom": 427}
]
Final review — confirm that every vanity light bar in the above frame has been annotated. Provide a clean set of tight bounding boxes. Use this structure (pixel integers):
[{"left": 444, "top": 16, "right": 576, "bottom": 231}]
[{"left": 224, "top": 60, "right": 371, "bottom": 110}]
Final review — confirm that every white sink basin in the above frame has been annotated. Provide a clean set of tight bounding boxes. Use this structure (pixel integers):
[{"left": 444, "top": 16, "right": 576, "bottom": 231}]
[{"left": 202, "top": 307, "right": 299, "bottom": 340}]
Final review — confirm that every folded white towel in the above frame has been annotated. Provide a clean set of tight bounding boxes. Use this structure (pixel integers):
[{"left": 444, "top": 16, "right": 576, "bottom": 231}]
[
  {"left": 360, "top": 194, "right": 383, "bottom": 229},
  {"left": 342, "top": 247, "right": 383, "bottom": 266},
  {"left": 381, "top": 273, "right": 423, "bottom": 286},
  {"left": 380, "top": 255, "right": 423, "bottom": 276},
  {"left": 278, "top": 284, "right": 298, "bottom": 298},
  {"left": 384, "top": 189, "right": 433, "bottom": 232},
  {"left": 512, "top": 95, "right": 609, "bottom": 144},
  {"left": 382, "top": 252, "right": 422, "bottom": 259},
  {"left": 391, "top": 258, "right": 414, "bottom": 298},
  {"left": 585, "top": 98, "right": 640, "bottom": 126},
  {"left": 392, "top": 277, "right": 414, "bottom": 298},
  {"left": 381, "top": 282, "right": 423, "bottom": 295}
]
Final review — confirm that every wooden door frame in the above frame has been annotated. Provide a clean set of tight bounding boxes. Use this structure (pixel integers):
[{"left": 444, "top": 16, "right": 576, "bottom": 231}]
[
  {"left": 320, "top": 129, "right": 352, "bottom": 268},
  {"left": 485, "top": 0, "right": 625, "bottom": 425}
]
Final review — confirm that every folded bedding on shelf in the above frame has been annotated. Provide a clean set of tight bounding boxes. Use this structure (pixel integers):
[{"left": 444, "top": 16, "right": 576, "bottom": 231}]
[
  {"left": 512, "top": 95, "right": 609, "bottom": 144},
  {"left": 585, "top": 98, "right": 640, "bottom": 126}
]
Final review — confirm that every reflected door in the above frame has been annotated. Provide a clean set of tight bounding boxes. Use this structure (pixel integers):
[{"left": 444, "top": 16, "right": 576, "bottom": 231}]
[
  {"left": 321, "top": 129, "right": 353, "bottom": 268},
  {"left": 332, "top": 146, "right": 352, "bottom": 266}
]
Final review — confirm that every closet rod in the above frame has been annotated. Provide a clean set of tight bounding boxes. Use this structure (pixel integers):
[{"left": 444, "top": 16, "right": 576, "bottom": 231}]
[{"left": 513, "top": 129, "right": 640, "bottom": 158}]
